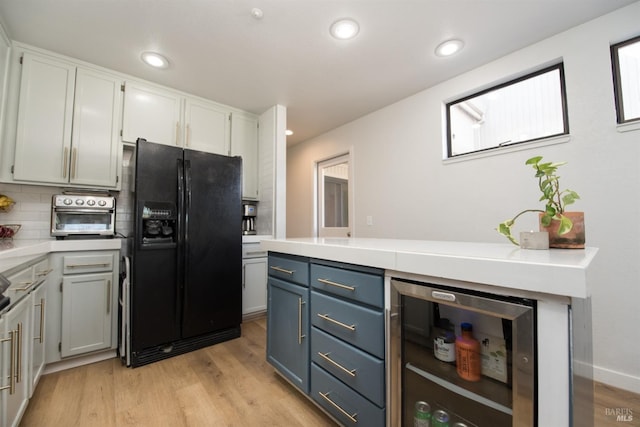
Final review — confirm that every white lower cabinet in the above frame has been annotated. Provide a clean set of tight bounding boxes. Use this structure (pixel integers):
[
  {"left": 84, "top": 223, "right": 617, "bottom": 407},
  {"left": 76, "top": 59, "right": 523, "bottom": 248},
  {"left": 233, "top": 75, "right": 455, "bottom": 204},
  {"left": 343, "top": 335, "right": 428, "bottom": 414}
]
[
  {"left": 46, "top": 251, "right": 119, "bottom": 363},
  {"left": 29, "top": 282, "right": 46, "bottom": 397},
  {"left": 242, "top": 243, "right": 268, "bottom": 316},
  {"left": 1, "top": 295, "right": 31, "bottom": 427}
]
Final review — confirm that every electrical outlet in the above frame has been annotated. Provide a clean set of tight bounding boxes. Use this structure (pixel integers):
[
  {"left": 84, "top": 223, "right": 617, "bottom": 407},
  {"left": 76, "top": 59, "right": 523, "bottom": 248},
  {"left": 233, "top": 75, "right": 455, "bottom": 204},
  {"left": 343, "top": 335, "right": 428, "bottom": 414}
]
[{"left": 366, "top": 215, "right": 373, "bottom": 226}]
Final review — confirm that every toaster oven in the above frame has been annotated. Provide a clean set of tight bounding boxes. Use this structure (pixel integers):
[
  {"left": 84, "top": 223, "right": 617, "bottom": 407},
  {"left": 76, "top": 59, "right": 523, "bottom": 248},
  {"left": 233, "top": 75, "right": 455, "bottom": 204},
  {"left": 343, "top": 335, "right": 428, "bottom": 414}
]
[{"left": 51, "top": 194, "right": 116, "bottom": 239}]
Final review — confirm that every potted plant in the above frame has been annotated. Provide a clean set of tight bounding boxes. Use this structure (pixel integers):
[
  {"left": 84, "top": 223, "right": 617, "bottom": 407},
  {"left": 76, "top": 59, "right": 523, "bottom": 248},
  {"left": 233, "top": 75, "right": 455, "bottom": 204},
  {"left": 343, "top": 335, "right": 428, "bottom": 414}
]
[{"left": 497, "top": 156, "right": 584, "bottom": 248}]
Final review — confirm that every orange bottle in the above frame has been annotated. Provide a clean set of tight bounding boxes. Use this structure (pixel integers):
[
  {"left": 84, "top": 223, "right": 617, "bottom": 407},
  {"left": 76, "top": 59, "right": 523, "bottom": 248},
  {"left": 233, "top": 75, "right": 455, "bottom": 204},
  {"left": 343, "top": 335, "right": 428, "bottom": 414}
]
[{"left": 455, "top": 322, "right": 481, "bottom": 381}]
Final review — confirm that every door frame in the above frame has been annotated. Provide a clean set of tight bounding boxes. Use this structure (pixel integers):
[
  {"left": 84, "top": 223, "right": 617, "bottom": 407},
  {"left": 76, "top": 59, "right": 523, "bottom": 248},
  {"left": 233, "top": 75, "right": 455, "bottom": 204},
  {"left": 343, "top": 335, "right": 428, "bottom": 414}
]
[{"left": 315, "top": 150, "right": 354, "bottom": 238}]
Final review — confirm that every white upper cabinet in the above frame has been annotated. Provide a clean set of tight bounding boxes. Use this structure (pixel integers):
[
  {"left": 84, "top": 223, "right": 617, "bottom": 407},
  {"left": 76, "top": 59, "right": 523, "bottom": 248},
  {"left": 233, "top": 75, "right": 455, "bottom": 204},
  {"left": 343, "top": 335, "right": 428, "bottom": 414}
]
[
  {"left": 231, "top": 112, "right": 259, "bottom": 200},
  {"left": 122, "top": 81, "right": 231, "bottom": 156},
  {"left": 13, "top": 52, "right": 121, "bottom": 188},
  {"left": 121, "top": 81, "right": 182, "bottom": 146},
  {"left": 184, "top": 97, "right": 230, "bottom": 155}
]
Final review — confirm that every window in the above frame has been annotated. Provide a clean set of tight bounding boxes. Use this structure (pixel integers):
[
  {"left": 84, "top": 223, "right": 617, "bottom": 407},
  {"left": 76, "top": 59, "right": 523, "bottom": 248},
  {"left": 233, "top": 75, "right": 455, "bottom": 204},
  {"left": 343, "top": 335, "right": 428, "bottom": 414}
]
[
  {"left": 612, "top": 35, "right": 640, "bottom": 124},
  {"left": 446, "top": 64, "right": 569, "bottom": 158}
]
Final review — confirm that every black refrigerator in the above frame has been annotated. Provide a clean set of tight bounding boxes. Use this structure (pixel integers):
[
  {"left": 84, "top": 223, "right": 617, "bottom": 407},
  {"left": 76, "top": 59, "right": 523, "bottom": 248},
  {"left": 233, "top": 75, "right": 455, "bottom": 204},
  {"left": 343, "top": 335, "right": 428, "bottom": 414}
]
[{"left": 128, "top": 138, "right": 242, "bottom": 367}]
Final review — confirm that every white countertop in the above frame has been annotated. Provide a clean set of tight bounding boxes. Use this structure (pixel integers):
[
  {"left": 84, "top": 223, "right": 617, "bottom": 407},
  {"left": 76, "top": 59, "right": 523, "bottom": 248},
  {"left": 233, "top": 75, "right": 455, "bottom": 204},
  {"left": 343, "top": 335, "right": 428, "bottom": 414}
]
[
  {"left": 0, "top": 238, "right": 122, "bottom": 273},
  {"left": 260, "top": 238, "right": 598, "bottom": 298}
]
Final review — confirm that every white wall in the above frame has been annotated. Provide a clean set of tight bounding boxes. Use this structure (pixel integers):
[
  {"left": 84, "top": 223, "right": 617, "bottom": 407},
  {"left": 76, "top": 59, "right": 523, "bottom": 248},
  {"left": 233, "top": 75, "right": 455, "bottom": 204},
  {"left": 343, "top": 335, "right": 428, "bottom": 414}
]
[{"left": 287, "top": 3, "right": 640, "bottom": 393}]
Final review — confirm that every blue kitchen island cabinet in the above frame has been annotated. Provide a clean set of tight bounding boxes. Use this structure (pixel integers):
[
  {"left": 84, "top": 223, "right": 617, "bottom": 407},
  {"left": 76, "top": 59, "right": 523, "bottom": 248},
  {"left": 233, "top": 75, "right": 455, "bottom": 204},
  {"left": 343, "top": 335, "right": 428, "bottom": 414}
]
[
  {"left": 267, "top": 252, "right": 386, "bottom": 427},
  {"left": 266, "top": 253, "right": 310, "bottom": 393}
]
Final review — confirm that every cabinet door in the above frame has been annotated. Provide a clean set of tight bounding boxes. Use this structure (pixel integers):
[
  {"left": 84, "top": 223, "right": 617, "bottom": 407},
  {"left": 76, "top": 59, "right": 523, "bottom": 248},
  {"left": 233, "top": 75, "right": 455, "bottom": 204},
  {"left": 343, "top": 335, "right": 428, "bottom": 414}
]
[
  {"left": 13, "top": 52, "right": 75, "bottom": 184},
  {"left": 184, "top": 97, "right": 230, "bottom": 155},
  {"left": 29, "top": 283, "right": 46, "bottom": 397},
  {"left": 61, "top": 272, "right": 112, "bottom": 357},
  {"left": 242, "top": 257, "right": 267, "bottom": 315},
  {"left": 266, "top": 277, "right": 309, "bottom": 393},
  {"left": 70, "top": 68, "right": 122, "bottom": 187},
  {"left": 121, "top": 81, "right": 182, "bottom": 146},
  {"left": 230, "top": 112, "right": 259, "bottom": 199},
  {"left": 1, "top": 296, "right": 31, "bottom": 427}
]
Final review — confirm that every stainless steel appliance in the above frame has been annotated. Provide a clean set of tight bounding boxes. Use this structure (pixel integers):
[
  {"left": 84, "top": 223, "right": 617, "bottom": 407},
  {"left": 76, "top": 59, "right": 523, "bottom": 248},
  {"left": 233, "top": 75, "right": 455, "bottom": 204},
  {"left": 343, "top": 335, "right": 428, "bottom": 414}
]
[
  {"left": 389, "top": 278, "right": 536, "bottom": 427},
  {"left": 128, "top": 138, "right": 242, "bottom": 367},
  {"left": 242, "top": 202, "right": 257, "bottom": 235},
  {"left": 50, "top": 194, "right": 116, "bottom": 239}
]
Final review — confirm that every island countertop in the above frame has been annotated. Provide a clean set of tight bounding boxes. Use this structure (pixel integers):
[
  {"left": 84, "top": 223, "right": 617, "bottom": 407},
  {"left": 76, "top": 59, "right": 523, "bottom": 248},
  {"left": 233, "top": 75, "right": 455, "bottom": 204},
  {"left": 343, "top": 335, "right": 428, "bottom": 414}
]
[{"left": 260, "top": 238, "right": 598, "bottom": 298}]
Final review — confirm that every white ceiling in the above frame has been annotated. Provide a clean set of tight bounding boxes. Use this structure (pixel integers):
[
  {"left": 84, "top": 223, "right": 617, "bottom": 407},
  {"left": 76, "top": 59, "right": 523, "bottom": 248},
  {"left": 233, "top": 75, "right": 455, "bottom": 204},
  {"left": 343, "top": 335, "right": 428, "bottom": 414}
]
[{"left": 0, "top": 0, "right": 636, "bottom": 145}]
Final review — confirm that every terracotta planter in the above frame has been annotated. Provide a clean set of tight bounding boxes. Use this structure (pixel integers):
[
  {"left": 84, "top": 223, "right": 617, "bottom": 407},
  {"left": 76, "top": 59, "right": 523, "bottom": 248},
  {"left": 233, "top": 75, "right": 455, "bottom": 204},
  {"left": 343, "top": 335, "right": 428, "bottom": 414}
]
[{"left": 539, "top": 211, "right": 585, "bottom": 249}]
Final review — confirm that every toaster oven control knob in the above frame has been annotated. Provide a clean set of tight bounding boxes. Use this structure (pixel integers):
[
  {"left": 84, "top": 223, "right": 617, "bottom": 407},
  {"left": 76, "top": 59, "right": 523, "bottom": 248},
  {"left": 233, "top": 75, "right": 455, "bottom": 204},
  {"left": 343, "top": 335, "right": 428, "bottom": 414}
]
[
  {"left": 87, "top": 199, "right": 96, "bottom": 206},
  {"left": 75, "top": 199, "right": 84, "bottom": 206},
  {"left": 64, "top": 198, "right": 73, "bottom": 205},
  {"left": 98, "top": 200, "right": 107, "bottom": 207}
]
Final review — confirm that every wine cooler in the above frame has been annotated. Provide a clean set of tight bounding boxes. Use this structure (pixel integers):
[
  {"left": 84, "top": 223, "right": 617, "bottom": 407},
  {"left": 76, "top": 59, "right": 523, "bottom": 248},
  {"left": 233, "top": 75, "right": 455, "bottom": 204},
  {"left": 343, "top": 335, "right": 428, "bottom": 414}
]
[{"left": 389, "top": 278, "right": 536, "bottom": 427}]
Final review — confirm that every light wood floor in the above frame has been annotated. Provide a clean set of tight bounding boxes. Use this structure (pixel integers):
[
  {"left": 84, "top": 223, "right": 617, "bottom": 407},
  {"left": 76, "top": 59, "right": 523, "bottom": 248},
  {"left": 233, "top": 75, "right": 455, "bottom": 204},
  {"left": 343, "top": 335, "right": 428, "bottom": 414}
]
[{"left": 21, "top": 317, "right": 639, "bottom": 426}]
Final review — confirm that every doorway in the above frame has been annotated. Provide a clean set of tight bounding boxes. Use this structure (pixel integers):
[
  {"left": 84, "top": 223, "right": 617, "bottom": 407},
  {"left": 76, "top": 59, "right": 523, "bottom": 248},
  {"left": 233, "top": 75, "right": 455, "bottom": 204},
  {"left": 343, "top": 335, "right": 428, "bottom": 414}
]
[{"left": 316, "top": 153, "right": 352, "bottom": 238}]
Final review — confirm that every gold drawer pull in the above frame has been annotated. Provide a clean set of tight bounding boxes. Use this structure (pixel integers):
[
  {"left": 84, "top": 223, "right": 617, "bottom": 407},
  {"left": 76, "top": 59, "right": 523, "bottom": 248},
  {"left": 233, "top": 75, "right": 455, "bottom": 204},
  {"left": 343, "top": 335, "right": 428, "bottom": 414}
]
[
  {"left": 318, "top": 352, "right": 357, "bottom": 377},
  {"left": 270, "top": 266, "right": 294, "bottom": 275},
  {"left": 16, "top": 323, "right": 22, "bottom": 383},
  {"left": 0, "top": 330, "right": 16, "bottom": 394},
  {"left": 12, "top": 280, "right": 35, "bottom": 291},
  {"left": 34, "top": 298, "right": 45, "bottom": 343},
  {"left": 317, "top": 278, "right": 355, "bottom": 291},
  {"left": 317, "top": 313, "right": 356, "bottom": 331},
  {"left": 318, "top": 391, "right": 358, "bottom": 424},
  {"left": 67, "top": 263, "right": 110, "bottom": 269},
  {"left": 36, "top": 268, "right": 53, "bottom": 277}
]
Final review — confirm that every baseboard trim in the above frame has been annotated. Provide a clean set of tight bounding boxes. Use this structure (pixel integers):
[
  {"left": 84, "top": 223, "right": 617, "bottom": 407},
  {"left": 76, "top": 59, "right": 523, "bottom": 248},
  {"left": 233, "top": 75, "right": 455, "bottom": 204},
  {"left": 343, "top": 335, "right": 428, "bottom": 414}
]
[
  {"left": 43, "top": 350, "right": 117, "bottom": 375},
  {"left": 587, "top": 362, "right": 640, "bottom": 394}
]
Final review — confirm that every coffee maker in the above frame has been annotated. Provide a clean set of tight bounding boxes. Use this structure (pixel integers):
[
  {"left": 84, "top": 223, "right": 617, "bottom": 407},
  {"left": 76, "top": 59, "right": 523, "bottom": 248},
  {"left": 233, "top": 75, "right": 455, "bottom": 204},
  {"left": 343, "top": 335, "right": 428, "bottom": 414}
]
[{"left": 242, "top": 203, "right": 257, "bottom": 235}]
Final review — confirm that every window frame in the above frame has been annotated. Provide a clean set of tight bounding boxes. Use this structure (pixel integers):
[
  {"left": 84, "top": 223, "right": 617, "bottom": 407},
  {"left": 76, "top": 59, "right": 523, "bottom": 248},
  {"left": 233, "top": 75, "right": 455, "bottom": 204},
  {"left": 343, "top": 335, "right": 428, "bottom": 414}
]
[
  {"left": 611, "top": 35, "right": 640, "bottom": 125},
  {"left": 445, "top": 63, "right": 570, "bottom": 158}
]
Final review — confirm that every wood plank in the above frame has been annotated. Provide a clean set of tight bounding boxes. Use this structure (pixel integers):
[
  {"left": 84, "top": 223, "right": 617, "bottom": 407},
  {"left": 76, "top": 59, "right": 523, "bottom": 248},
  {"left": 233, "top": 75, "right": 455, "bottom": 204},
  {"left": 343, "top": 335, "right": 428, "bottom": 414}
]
[{"left": 20, "top": 317, "right": 638, "bottom": 426}]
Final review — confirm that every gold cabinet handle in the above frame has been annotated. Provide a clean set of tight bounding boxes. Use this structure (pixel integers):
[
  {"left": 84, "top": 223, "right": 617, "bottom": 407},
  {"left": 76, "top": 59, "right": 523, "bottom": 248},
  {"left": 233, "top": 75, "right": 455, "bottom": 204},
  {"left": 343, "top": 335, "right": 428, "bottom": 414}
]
[
  {"left": 63, "top": 147, "right": 69, "bottom": 178},
  {"left": 318, "top": 391, "right": 358, "bottom": 424},
  {"left": 298, "top": 298, "right": 306, "bottom": 344},
  {"left": 0, "top": 331, "right": 16, "bottom": 394},
  {"left": 67, "top": 263, "right": 110, "bottom": 269},
  {"left": 106, "top": 280, "right": 111, "bottom": 314},
  {"left": 36, "top": 268, "right": 53, "bottom": 277},
  {"left": 16, "top": 323, "right": 22, "bottom": 384},
  {"left": 317, "top": 278, "right": 355, "bottom": 291},
  {"left": 12, "top": 280, "right": 35, "bottom": 291},
  {"left": 176, "top": 122, "right": 180, "bottom": 146},
  {"left": 270, "top": 266, "right": 294, "bottom": 275},
  {"left": 317, "top": 313, "right": 356, "bottom": 331},
  {"left": 34, "top": 298, "right": 45, "bottom": 343},
  {"left": 71, "top": 147, "right": 77, "bottom": 179},
  {"left": 245, "top": 251, "right": 267, "bottom": 256},
  {"left": 186, "top": 123, "right": 191, "bottom": 147},
  {"left": 318, "top": 352, "right": 357, "bottom": 377}
]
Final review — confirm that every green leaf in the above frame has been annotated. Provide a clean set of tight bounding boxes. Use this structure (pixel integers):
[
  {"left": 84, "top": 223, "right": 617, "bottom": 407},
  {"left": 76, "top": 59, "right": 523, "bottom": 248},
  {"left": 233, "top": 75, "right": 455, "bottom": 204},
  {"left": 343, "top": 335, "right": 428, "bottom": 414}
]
[
  {"left": 496, "top": 222, "right": 519, "bottom": 245},
  {"left": 540, "top": 214, "right": 553, "bottom": 227},
  {"left": 562, "top": 190, "right": 580, "bottom": 206},
  {"left": 525, "top": 156, "right": 543, "bottom": 165},
  {"left": 557, "top": 215, "right": 573, "bottom": 235}
]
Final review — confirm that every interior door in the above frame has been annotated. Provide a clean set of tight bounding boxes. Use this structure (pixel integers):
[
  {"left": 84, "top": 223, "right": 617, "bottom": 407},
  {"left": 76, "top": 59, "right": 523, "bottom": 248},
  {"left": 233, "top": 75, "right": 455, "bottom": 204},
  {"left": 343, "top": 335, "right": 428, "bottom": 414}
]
[{"left": 317, "top": 154, "right": 353, "bottom": 238}]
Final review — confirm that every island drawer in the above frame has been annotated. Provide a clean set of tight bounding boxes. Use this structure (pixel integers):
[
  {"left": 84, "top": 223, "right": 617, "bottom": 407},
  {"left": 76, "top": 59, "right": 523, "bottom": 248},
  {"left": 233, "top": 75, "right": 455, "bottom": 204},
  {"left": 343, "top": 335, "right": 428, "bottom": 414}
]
[
  {"left": 311, "top": 326, "right": 385, "bottom": 407},
  {"left": 310, "top": 263, "right": 383, "bottom": 308},
  {"left": 268, "top": 253, "right": 309, "bottom": 286},
  {"left": 311, "top": 290, "right": 384, "bottom": 358},
  {"left": 311, "top": 363, "right": 385, "bottom": 427}
]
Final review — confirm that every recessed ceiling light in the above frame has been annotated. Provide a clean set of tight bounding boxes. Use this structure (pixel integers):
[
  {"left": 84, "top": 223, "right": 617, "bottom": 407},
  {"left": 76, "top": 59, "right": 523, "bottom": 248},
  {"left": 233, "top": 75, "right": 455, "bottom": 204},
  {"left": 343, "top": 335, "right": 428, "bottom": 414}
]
[
  {"left": 330, "top": 18, "right": 360, "bottom": 40},
  {"left": 285, "top": 130, "right": 294, "bottom": 136},
  {"left": 434, "top": 39, "right": 464, "bottom": 57},
  {"left": 141, "top": 51, "right": 169, "bottom": 69}
]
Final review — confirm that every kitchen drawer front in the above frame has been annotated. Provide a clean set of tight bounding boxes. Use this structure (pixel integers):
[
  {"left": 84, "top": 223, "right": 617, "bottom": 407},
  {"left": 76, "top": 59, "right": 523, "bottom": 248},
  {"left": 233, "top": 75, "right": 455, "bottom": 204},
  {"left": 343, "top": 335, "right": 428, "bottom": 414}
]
[
  {"left": 310, "top": 263, "right": 383, "bottom": 308},
  {"left": 311, "top": 326, "right": 385, "bottom": 407},
  {"left": 63, "top": 253, "right": 114, "bottom": 274},
  {"left": 33, "top": 258, "right": 52, "bottom": 279},
  {"left": 242, "top": 243, "right": 267, "bottom": 259},
  {"left": 311, "top": 363, "right": 385, "bottom": 427},
  {"left": 268, "top": 254, "right": 309, "bottom": 287},
  {"left": 311, "top": 291, "right": 384, "bottom": 358}
]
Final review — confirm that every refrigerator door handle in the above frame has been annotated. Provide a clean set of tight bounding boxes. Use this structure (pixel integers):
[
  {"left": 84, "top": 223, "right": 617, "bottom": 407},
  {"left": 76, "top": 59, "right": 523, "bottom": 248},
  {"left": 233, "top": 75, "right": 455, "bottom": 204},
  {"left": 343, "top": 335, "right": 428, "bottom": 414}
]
[
  {"left": 177, "top": 157, "right": 185, "bottom": 325},
  {"left": 184, "top": 159, "right": 192, "bottom": 300}
]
